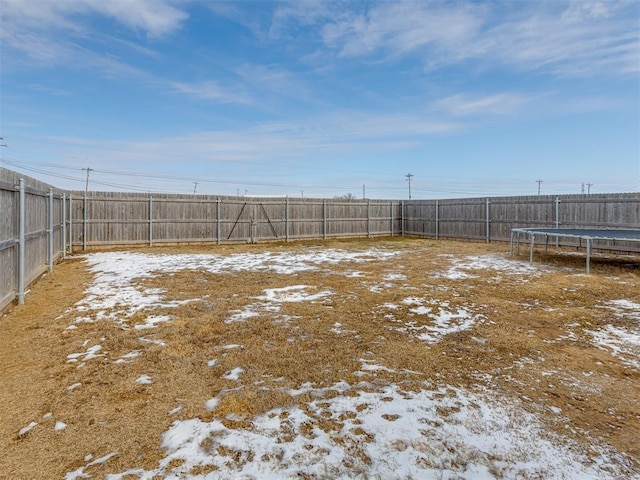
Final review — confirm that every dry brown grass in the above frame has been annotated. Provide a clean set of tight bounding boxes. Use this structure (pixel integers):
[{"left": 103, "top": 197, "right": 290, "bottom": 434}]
[{"left": 1, "top": 238, "right": 639, "bottom": 479}]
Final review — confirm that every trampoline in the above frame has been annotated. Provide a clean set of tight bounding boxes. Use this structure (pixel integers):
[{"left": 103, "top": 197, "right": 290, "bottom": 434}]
[{"left": 510, "top": 228, "right": 640, "bottom": 273}]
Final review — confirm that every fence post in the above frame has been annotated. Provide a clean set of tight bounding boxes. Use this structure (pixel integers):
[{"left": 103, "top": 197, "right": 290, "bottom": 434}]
[
  {"left": 401, "top": 200, "right": 405, "bottom": 237},
  {"left": 283, "top": 197, "right": 288, "bottom": 242},
  {"left": 62, "top": 193, "right": 67, "bottom": 259},
  {"left": 48, "top": 188, "right": 54, "bottom": 271},
  {"left": 217, "top": 198, "right": 221, "bottom": 245},
  {"left": 323, "top": 200, "right": 327, "bottom": 240},
  {"left": 390, "top": 202, "right": 394, "bottom": 237},
  {"left": 83, "top": 194, "right": 88, "bottom": 251},
  {"left": 149, "top": 195, "right": 153, "bottom": 247},
  {"left": 485, "top": 197, "right": 490, "bottom": 243},
  {"left": 17, "top": 179, "right": 26, "bottom": 304},
  {"left": 434, "top": 200, "right": 439, "bottom": 240},
  {"left": 555, "top": 196, "right": 560, "bottom": 249},
  {"left": 250, "top": 218, "right": 256, "bottom": 244},
  {"left": 69, "top": 193, "right": 73, "bottom": 254},
  {"left": 367, "top": 200, "right": 371, "bottom": 238}
]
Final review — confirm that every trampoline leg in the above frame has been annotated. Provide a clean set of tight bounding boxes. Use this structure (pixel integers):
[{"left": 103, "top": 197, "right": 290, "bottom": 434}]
[
  {"left": 529, "top": 234, "right": 535, "bottom": 265},
  {"left": 517, "top": 232, "right": 520, "bottom": 254},
  {"left": 586, "top": 238, "right": 591, "bottom": 274},
  {"left": 510, "top": 231, "right": 514, "bottom": 255}
]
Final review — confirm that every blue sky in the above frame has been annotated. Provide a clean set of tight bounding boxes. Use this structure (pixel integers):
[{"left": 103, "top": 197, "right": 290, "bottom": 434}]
[{"left": 1, "top": 0, "right": 639, "bottom": 198}]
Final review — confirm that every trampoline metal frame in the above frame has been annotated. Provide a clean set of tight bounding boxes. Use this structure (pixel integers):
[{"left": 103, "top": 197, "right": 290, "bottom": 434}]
[{"left": 510, "top": 228, "right": 640, "bottom": 274}]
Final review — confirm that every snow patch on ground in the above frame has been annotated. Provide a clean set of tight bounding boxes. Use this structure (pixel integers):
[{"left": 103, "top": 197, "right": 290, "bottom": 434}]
[
  {"left": 65, "top": 452, "right": 119, "bottom": 480},
  {"left": 389, "top": 298, "right": 485, "bottom": 344},
  {"left": 133, "top": 315, "right": 173, "bottom": 330},
  {"left": 113, "top": 350, "right": 141, "bottom": 364},
  {"left": 221, "top": 367, "right": 244, "bottom": 381},
  {"left": 226, "top": 285, "right": 332, "bottom": 324},
  {"left": 603, "top": 299, "right": 640, "bottom": 321},
  {"left": 18, "top": 421, "right": 37, "bottom": 437},
  {"left": 66, "top": 345, "right": 104, "bottom": 365},
  {"left": 69, "top": 248, "right": 396, "bottom": 328},
  {"left": 257, "top": 285, "right": 332, "bottom": 303},
  {"left": 363, "top": 269, "right": 407, "bottom": 293},
  {"left": 436, "top": 254, "right": 550, "bottom": 280},
  {"left": 98, "top": 383, "right": 627, "bottom": 480},
  {"left": 135, "top": 374, "right": 152, "bottom": 385},
  {"left": 588, "top": 325, "right": 640, "bottom": 370},
  {"left": 204, "top": 398, "right": 219, "bottom": 411},
  {"left": 588, "top": 299, "right": 640, "bottom": 369}
]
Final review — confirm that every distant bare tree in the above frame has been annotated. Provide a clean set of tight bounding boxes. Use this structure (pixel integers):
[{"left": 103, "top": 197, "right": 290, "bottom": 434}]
[{"left": 334, "top": 193, "right": 356, "bottom": 201}]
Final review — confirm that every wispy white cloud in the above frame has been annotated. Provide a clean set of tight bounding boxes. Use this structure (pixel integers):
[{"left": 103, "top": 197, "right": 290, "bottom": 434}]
[
  {"left": 232, "top": 63, "right": 315, "bottom": 105},
  {"left": 1, "top": 0, "right": 254, "bottom": 106},
  {"left": 321, "top": 1, "right": 484, "bottom": 59},
  {"left": 0, "top": 27, "right": 76, "bottom": 67},
  {"left": 90, "top": 0, "right": 188, "bottom": 37},
  {"left": 31, "top": 109, "right": 458, "bottom": 173},
  {"left": 473, "top": 2, "right": 640, "bottom": 77},
  {"left": 0, "top": 0, "right": 188, "bottom": 67},
  {"left": 432, "top": 93, "right": 537, "bottom": 117},
  {"left": 1, "top": 0, "right": 188, "bottom": 37},
  {"left": 268, "top": 0, "right": 340, "bottom": 39},
  {"left": 275, "top": 0, "right": 639, "bottom": 77},
  {"left": 168, "top": 80, "right": 252, "bottom": 105}
]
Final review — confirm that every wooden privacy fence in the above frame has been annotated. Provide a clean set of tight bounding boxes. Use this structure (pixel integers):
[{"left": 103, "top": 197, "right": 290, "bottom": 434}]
[
  {"left": 404, "top": 194, "right": 640, "bottom": 244},
  {"left": 1, "top": 169, "right": 66, "bottom": 311},
  {"left": 1, "top": 166, "right": 639, "bottom": 311},
  {"left": 64, "top": 192, "right": 404, "bottom": 247}
]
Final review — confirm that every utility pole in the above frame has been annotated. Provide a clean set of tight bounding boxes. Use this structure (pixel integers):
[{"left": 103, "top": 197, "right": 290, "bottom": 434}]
[
  {"left": 362, "top": 184, "right": 366, "bottom": 199},
  {"left": 536, "top": 179, "right": 543, "bottom": 195},
  {"left": 193, "top": 182, "right": 198, "bottom": 194},
  {"left": 581, "top": 182, "right": 585, "bottom": 194},
  {"left": 406, "top": 173, "right": 413, "bottom": 199},
  {"left": 586, "top": 182, "right": 593, "bottom": 194},
  {"left": 301, "top": 190, "right": 304, "bottom": 198},
  {"left": 82, "top": 167, "right": 93, "bottom": 196}
]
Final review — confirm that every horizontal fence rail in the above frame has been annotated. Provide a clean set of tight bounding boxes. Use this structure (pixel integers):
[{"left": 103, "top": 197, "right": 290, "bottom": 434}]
[{"left": 1, "top": 166, "right": 639, "bottom": 311}]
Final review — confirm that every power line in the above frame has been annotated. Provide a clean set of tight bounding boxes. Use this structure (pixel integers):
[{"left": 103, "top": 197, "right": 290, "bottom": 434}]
[
  {"left": 0, "top": 157, "right": 391, "bottom": 192},
  {"left": 1, "top": 156, "right": 635, "bottom": 198}
]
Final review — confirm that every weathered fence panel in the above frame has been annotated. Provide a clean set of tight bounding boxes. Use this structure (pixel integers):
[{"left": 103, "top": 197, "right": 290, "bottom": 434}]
[
  {"left": 405, "top": 193, "right": 640, "bottom": 251},
  {"left": 288, "top": 200, "right": 324, "bottom": 239},
  {"left": 0, "top": 179, "right": 17, "bottom": 311},
  {"left": 0, "top": 168, "right": 66, "bottom": 310}
]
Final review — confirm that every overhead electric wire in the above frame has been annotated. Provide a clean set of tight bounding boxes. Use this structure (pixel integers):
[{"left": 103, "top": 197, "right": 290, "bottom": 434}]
[
  {"left": 1, "top": 157, "right": 377, "bottom": 192},
  {"left": 3, "top": 156, "right": 636, "bottom": 198}
]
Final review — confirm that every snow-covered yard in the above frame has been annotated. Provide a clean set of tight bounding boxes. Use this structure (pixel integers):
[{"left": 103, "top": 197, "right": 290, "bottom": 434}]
[{"left": 4, "top": 240, "right": 639, "bottom": 479}]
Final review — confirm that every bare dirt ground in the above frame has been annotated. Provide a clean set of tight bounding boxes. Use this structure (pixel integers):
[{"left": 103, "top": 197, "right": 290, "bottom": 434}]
[{"left": 1, "top": 238, "right": 639, "bottom": 479}]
